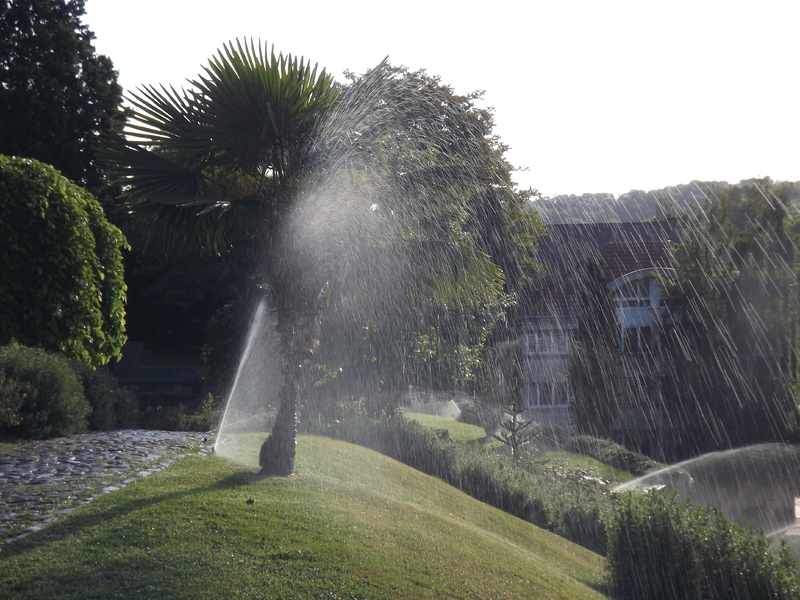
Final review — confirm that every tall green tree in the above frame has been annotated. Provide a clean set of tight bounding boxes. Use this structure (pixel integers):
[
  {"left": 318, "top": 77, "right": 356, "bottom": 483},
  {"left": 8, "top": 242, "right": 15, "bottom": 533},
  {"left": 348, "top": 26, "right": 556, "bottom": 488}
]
[
  {"left": 0, "top": 0, "right": 123, "bottom": 196},
  {"left": 666, "top": 178, "right": 799, "bottom": 453},
  {"left": 303, "top": 66, "right": 540, "bottom": 417},
  {"left": 0, "top": 155, "right": 128, "bottom": 366},
  {"left": 568, "top": 252, "right": 621, "bottom": 438}
]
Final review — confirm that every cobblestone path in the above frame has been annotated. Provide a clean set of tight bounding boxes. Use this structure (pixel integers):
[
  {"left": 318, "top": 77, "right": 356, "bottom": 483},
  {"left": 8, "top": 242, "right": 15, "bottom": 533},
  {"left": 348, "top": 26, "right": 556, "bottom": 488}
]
[{"left": 0, "top": 430, "right": 213, "bottom": 544}]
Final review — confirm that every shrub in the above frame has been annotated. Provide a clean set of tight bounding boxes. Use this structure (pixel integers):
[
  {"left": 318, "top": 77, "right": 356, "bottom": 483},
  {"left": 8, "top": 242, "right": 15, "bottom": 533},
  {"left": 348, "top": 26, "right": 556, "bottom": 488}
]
[
  {"left": 139, "top": 394, "right": 221, "bottom": 432},
  {"left": 70, "top": 363, "right": 137, "bottom": 430},
  {"left": 0, "top": 368, "right": 28, "bottom": 427},
  {"left": 185, "top": 394, "right": 222, "bottom": 432},
  {"left": 0, "top": 345, "right": 90, "bottom": 438},
  {"left": 569, "top": 435, "right": 662, "bottom": 476},
  {"left": 558, "top": 497, "right": 609, "bottom": 555},
  {"left": 607, "top": 489, "right": 800, "bottom": 599},
  {"left": 0, "top": 155, "right": 127, "bottom": 366}
]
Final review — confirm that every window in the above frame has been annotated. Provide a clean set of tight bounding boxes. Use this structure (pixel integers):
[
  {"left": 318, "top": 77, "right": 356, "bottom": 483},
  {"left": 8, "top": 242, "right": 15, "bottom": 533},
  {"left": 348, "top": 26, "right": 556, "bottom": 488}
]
[
  {"left": 526, "top": 330, "right": 570, "bottom": 355},
  {"left": 616, "top": 278, "right": 651, "bottom": 308},
  {"left": 621, "top": 326, "right": 652, "bottom": 354},
  {"left": 539, "top": 382, "right": 552, "bottom": 406},
  {"left": 536, "top": 331, "right": 552, "bottom": 354},
  {"left": 553, "top": 331, "right": 568, "bottom": 353},
  {"left": 553, "top": 382, "right": 569, "bottom": 405},
  {"left": 527, "top": 381, "right": 571, "bottom": 407}
]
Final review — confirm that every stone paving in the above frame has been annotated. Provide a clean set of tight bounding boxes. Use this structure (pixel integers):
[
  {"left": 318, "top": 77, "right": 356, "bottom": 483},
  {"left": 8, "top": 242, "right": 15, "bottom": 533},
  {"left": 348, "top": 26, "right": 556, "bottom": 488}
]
[{"left": 0, "top": 429, "right": 213, "bottom": 545}]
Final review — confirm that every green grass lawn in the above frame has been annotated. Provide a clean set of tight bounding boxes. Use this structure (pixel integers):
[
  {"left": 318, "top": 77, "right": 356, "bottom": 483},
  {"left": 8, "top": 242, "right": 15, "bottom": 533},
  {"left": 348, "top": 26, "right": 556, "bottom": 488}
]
[
  {"left": 0, "top": 435, "right": 609, "bottom": 599},
  {"left": 532, "top": 450, "right": 636, "bottom": 484},
  {"left": 403, "top": 412, "right": 635, "bottom": 483},
  {"left": 402, "top": 411, "right": 487, "bottom": 441}
]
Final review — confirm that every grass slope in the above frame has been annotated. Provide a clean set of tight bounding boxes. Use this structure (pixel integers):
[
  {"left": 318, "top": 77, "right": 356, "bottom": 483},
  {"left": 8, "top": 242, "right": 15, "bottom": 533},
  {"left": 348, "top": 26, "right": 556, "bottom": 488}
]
[
  {"left": 402, "top": 412, "right": 487, "bottom": 442},
  {"left": 404, "top": 412, "right": 635, "bottom": 483},
  {"left": 0, "top": 435, "right": 608, "bottom": 599}
]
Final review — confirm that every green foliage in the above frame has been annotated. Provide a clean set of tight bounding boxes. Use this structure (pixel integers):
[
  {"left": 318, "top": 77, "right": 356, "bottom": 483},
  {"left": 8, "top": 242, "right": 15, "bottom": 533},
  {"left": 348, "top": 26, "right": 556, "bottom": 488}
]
[
  {"left": 0, "top": 369, "right": 28, "bottom": 428},
  {"left": 188, "top": 394, "right": 223, "bottom": 431},
  {"left": 666, "top": 178, "right": 800, "bottom": 453},
  {"left": 569, "top": 252, "right": 622, "bottom": 438},
  {"left": 139, "top": 394, "right": 221, "bottom": 432},
  {"left": 303, "top": 65, "right": 541, "bottom": 414},
  {"left": 607, "top": 489, "right": 800, "bottom": 599},
  {"left": 321, "top": 62, "right": 542, "bottom": 453},
  {"left": 492, "top": 402, "right": 535, "bottom": 460},
  {"left": 569, "top": 435, "right": 662, "bottom": 477},
  {"left": 103, "top": 39, "right": 343, "bottom": 474},
  {"left": 105, "top": 45, "right": 542, "bottom": 473},
  {"left": 69, "top": 363, "right": 137, "bottom": 430},
  {"left": 531, "top": 179, "right": 800, "bottom": 225},
  {"left": 0, "top": 156, "right": 128, "bottom": 366},
  {"left": 0, "top": 0, "right": 123, "bottom": 197},
  {"left": 103, "top": 38, "right": 339, "bottom": 256},
  {"left": 0, "top": 346, "right": 90, "bottom": 439}
]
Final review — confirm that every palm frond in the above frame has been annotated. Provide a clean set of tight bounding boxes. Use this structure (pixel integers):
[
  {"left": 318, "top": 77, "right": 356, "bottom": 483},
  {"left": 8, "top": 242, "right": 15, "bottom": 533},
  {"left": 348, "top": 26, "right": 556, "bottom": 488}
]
[
  {"left": 188, "top": 39, "right": 339, "bottom": 180},
  {"left": 99, "top": 38, "right": 339, "bottom": 255},
  {"left": 102, "top": 135, "right": 205, "bottom": 200}
]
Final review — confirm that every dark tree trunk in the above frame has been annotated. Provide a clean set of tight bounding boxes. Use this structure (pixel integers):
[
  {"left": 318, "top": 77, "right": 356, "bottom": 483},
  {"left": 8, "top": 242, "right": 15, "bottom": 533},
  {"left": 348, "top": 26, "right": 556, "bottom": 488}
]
[
  {"left": 258, "top": 338, "right": 300, "bottom": 475},
  {"left": 258, "top": 279, "right": 325, "bottom": 476}
]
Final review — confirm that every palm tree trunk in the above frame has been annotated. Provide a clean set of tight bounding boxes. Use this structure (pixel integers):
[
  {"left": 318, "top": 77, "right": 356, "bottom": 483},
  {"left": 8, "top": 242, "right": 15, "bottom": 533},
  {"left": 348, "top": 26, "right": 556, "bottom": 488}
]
[
  {"left": 258, "top": 282, "right": 324, "bottom": 476},
  {"left": 258, "top": 335, "right": 300, "bottom": 475}
]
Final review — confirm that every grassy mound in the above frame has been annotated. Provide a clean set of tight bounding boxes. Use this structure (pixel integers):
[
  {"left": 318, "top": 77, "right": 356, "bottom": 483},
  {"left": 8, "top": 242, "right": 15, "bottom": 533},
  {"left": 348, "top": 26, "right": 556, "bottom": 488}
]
[
  {"left": 0, "top": 435, "right": 608, "bottom": 599},
  {"left": 403, "top": 411, "right": 487, "bottom": 441}
]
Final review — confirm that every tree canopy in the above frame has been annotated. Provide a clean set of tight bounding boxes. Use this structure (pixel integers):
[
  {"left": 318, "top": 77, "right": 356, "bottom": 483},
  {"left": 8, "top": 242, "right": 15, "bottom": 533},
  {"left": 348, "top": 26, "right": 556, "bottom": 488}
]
[
  {"left": 104, "top": 41, "right": 541, "bottom": 474},
  {"left": 568, "top": 252, "right": 621, "bottom": 438},
  {"left": 532, "top": 180, "right": 800, "bottom": 224},
  {"left": 305, "top": 65, "right": 541, "bottom": 414},
  {"left": 0, "top": 0, "right": 123, "bottom": 196},
  {"left": 665, "top": 178, "right": 799, "bottom": 453},
  {"left": 0, "top": 155, "right": 128, "bottom": 366}
]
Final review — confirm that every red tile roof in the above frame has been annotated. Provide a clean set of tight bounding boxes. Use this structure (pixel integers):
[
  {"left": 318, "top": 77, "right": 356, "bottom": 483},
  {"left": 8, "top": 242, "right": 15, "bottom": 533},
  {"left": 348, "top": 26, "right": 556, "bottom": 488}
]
[
  {"left": 599, "top": 241, "right": 674, "bottom": 280},
  {"left": 529, "top": 239, "right": 674, "bottom": 317}
]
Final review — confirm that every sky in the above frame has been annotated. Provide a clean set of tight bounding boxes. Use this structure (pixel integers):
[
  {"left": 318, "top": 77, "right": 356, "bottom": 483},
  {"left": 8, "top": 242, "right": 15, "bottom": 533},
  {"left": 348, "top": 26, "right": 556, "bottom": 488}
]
[{"left": 84, "top": 0, "right": 799, "bottom": 198}]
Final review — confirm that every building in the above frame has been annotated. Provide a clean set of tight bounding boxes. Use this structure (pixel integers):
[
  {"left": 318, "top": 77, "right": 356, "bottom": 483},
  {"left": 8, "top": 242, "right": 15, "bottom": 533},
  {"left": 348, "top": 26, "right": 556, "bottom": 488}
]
[{"left": 521, "top": 219, "right": 679, "bottom": 455}]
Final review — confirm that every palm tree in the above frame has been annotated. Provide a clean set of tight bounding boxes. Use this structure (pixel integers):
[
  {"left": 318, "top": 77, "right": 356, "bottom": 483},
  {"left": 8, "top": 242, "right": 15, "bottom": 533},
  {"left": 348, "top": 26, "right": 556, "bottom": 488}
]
[{"left": 104, "top": 39, "right": 339, "bottom": 475}]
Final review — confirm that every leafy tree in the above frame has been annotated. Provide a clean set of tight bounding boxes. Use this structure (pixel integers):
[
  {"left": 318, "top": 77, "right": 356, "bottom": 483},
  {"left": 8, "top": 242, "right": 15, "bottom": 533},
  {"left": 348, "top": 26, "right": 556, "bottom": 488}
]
[
  {"left": 104, "top": 43, "right": 532, "bottom": 476},
  {"left": 0, "top": 155, "right": 128, "bottom": 366},
  {"left": 306, "top": 67, "right": 541, "bottom": 416},
  {"left": 568, "top": 252, "right": 621, "bottom": 438},
  {"left": 0, "top": 0, "right": 123, "bottom": 196},
  {"left": 530, "top": 179, "right": 800, "bottom": 225},
  {"left": 665, "top": 178, "right": 799, "bottom": 454}
]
